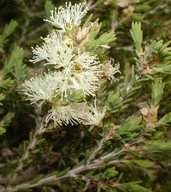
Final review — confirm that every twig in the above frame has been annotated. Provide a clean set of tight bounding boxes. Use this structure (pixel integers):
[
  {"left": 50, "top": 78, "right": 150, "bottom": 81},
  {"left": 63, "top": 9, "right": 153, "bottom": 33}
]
[
  {"left": 0, "top": 138, "right": 125, "bottom": 192},
  {"left": 87, "top": 125, "right": 117, "bottom": 163},
  {"left": 9, "top": 109, "right": 46, "bottom": 183}
]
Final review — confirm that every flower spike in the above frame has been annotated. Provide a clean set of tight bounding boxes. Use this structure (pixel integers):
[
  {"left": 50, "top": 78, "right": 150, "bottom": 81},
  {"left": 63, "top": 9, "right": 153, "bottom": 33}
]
[{"left": 44, "top": 2, "right": 88, "bottom": 31}]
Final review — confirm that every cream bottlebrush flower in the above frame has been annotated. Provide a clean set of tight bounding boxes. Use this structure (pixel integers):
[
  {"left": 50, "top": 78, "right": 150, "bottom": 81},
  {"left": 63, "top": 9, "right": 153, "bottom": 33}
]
[
  {"left": 67, "top": 52, "right": 101, "bottom": 96},
  {"left": 46, "top": 102, "right": 88, "bottom": 126},
  {"left": 48, "top": 69, "right": 100, "bottom": 98},
  {"left": 23, "top": 52, "right": 101, "bottom": 102},
  {"left": 83, "top": 100, "right": 106, "bottom": 126},
  {"left": 76, "top": 52, "right": 100, "bottom": 70},
  {"left": 40, "top": 52, "right": 101, "bottom": 98},
  {"left": 30, "top": 31, "right": 74, "bottom": 69},
  {"left": 23, "top": 73, "right": 60, "bottom": 103},
  {"left": 71, "top": 70, "right": 99, "bottom": 96},
  {"left": 59, "top": 52, "right": 100, "bottom": 96},
  {"left": 44, "top": 2, "right": 88, "bottom": 31}
]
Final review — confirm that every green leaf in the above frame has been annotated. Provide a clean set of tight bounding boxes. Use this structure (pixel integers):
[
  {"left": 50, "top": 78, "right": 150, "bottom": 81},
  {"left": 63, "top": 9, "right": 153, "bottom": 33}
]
[
  {"left": 135, "top": 4, "right": 151, "bottom": 12},
  {"left": 12, "top": 47, "right": 27, "bottom": 82},
  {"left": 56, "top": 167, "right": 70, "bottom": 177},
  {"left": 0, "top": 78, "right": 14, "bottom": 89},
  {"left": 0, "top": 127, "right": 6, "bottom": 135},
  {"left": 0, "top": 20, "right": 18, "bottom": 46},
  {"left": 89, "top": 19, "right": 101, "bottom": 39},
  {"left": 30, "top": 174, "right": 44, "bottom": 184},
  {"left": 132, "top": 13, "right": 145, "bottom": 21},
  {"left": 6, "top": 112, "right": 15, "bottom": 125},
  {"left": 0, "top": 112, "right": 15, "bottom": 127},
  {"left": 157, "top": 113, "right": 171, "bottom": 126},
  {"left": 145, "top": 140, "right": 171, "bottom": 152},
  {"left": 132, "top": 159, "right": 152, "bottom": 168},
  {"left": 130, "top": 22, "right": 143, "bottom": 55},
  {"left": 117, "top": 116, "right": 142, "bottom": 135},
  {"left": 0, "top": 93, "right": 5, "bottom": 105},
  {"left": 143, "top": 40, "right": 171, "bottom": 73},
  {"left": 83, "top": 14, "right": 93, "bottom": 28},
  {"left": 120, "top": 183, "right": 151, "bottom": 192},
  {"left": 65, "top": 89, "right": 85, "bottom": 103},
  {"left": 101, "top": 167, "right": 118, "bottom": 180},
  {"left": 96, "top": 32, "right": 116, "bottom": 47},
  {"left": 147, "top": 66, "right": 171, "bottom": 74},
  {"left": 106, "top": 91, "right": 122, "bottom": 113},
  {"left": 45, "top": 0, "right": 54, "bottom": 18},
  {"left": 151, "top": 78, "right": 164, "bottom": 108},
  {"left": 2, "top": 47, "right": 24, "bottom": 76}
]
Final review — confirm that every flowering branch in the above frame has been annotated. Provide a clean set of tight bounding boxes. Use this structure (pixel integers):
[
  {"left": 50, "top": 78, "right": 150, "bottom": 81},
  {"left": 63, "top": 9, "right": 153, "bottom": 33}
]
[
  {"left": 22, "top": 1, "right": 118, "bottom": 127},
  {"left": 87, "top": 125, "right": 117, "bottom": 163}
]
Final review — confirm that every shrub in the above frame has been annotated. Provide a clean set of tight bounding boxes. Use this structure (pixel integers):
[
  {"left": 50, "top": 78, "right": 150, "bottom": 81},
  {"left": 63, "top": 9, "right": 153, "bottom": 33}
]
[{"left": 0, "top": 1, "right": 171, "bottom": 191}]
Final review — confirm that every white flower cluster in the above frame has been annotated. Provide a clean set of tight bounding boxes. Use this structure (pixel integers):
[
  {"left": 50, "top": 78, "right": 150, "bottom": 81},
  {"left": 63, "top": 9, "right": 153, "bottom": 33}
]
[
  {"left": 44, "top": 2, "right": 88, "bottom": 30},
  {"left": 23, "top": 2, "right": 118, "bottom": 126},
  {"left": 27, "top": 31, "right": 100, "bottom": 99},
  {"left": 45, "top": 101, "right": 106, "bottom": 127}
]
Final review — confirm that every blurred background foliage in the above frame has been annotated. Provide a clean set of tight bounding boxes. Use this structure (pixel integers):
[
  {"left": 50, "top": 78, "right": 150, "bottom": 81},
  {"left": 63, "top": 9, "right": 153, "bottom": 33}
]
[{"left": 0, "top": 0, "right": 171, "bottom": 191}]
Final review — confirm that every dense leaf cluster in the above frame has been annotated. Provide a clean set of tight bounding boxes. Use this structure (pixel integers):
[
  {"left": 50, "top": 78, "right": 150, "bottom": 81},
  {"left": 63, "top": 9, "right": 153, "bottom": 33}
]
[{"left": 0, "top": 0, "right": 171, "bottom": 192}]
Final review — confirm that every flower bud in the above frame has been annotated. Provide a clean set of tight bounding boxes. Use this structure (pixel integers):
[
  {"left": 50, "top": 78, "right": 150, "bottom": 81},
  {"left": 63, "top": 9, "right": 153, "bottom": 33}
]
[
  {"left": 63, "top": 35, "right": 73, "bottom": 45},
  {"left": 76, "top": 27, "right": 90, "bottom": 43}
]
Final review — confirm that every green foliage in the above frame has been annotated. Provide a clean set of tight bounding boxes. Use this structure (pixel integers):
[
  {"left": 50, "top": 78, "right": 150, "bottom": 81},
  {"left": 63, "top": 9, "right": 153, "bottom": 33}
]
[
  {"left": 65, "top": 89, "right": 85, "bottom": 103},
  {"left": 0, "top": 127, "right": 6, "bottom": 135},
  {"left": 157, "top": 113, "right": 171, "bottom": 126},
  {"left": 119, "top": 182, "right": 151, "bottom": 192},
  {"left": 130, "top": 22, "right": 143, "bottom": 55},
  {"left": 85, "top": 20, "right": 116, "bottom": 57},
  {"left": 0, "top": 20, "right": 18, "bottom": 46},
  {"left": 144, "top": 140, "right": 171, "bottom": 153},
  {"left": 106, "top": 91, "right": 122, "bottom": 113},
  {"left": 2, "top": 47, "right": 26, "bottom": 79},
  {"left": 151, "top": 78, "right": 164, "bottom": 108},
  {"left": 44, "top": 0, "right": 54, "bottom": 18},
  {"left": 116, "top": 116, "right": 142, "bottom": 136},
  {"left": 101, "top": 167, "right": 118, "bottom": 180},
  {"left": 0, "top": 0, "right": 171, "bottom": 192}
]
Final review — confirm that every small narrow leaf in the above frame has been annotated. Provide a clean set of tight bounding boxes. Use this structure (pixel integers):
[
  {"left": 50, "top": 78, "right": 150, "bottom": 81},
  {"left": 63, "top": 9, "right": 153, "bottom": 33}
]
[
  {"left": 0, "top": 20, "right": 18, "bottom": 46},
  {"left": 130, "top": 22, "right": 143, "bottom": 55},
  {"left": 157, "top": 113, "right": 171, "bottom": 126},
  {"left": 151, "top": 78, "right": 164, "bottom": 108},
  {"left": 101, "top": 167, "right": 118, "bottom": 180}
]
